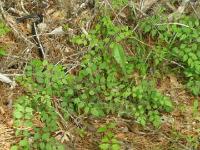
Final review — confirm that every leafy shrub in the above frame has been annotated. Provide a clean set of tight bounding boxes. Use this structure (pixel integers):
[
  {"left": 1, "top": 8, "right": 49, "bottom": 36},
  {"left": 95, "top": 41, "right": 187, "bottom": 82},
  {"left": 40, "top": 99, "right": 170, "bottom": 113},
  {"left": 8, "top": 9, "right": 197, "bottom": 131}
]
[
  {"left": 72, "top": 16, "right": 172, "bottom": 126},
  {"left": 13, "top": 60, "right": 65, "bottom": 150},
  {"left": 139, "top": 15, "right": 200, "bottom": 96},
  {"left": 13, "top": 16, "right": 173, "bottom": 149}
]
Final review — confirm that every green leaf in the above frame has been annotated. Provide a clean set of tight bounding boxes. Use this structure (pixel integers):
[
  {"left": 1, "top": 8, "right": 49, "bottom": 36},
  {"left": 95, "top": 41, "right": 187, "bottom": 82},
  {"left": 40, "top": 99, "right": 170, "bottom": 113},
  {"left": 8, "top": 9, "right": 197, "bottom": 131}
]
[
  {"left": 193, "top": 99, "right": 199, "bottom": 113},
  {"left": 57, "top": 145, "right": 65, "bottom": 150},
  {"left": 91, "top": 107, "right": 100, "bottom": 117},
  {"left": 107, "top": 123, "right": 116, "bottom": 129},
  {"left": 0, "top": 48, "right": 6, "bottom": 56},
  {"left": 39, "top": 142, "right": 45, "bottom": 149},
  {"left": 183, "top": 54, "right": 188, "bottom": 62},
  {"left": 25, "top": 107, "right": 33, "bottom": 113},
  {"left": 0, "top": 22, "right": 10, "bottom": 36},
  {"left": 14, "top": 111, "right": 23, "bottom": 119},
  {"left": 42, "top": 133, "right": 50, "bottom": 140},
  {"left": 164, "top": 99, "right": 173, "bottom": 109},
  {"left": 111, "top": 144, "right": 120, "bottom": 150},
  {"left": 45, "top": 143, "right": 52, "bottom": 150},
  {"left": 144, "top": 25, "right": 151, "bottom": 33},
  {"left": 10, "top": 145, "right": 18, "bottom": 150},
  {"left": 84, "top": 106, "right": 90, "bottom": 114},
  {"left": 78, "top": 101, "right": 85, "bottom": 108},
  {"left": 110, "top": 42, "right": 127, "bottom": 73},
  {"left": 19, "top": 139, "right": 29, "bottom": 147},
  {"left": 99, "top": 143, "right": 110, "bottom": 150},
  {"left": 34, "top": 132, "right": 41, "bottom": 140},
  {"left": 102, "top": 136, "right": 109, "bottom": 143},
  {"left": 107, "top": 131, "right": 114, "bottom": 138},
  {"left": 111, "top": 138, "right": 119, "bottom": 144},
  {"left": 97, "top": 126, "right": 107, "bottom": 133},
  {"left": 42, "top": 60, "right": 48, "bottom": 66},
  {"left": 89, "top": 90, "right": 95, "bottom": 95},
  {"left": 195, "top": 20, "right": 199, "bottom": 26}
]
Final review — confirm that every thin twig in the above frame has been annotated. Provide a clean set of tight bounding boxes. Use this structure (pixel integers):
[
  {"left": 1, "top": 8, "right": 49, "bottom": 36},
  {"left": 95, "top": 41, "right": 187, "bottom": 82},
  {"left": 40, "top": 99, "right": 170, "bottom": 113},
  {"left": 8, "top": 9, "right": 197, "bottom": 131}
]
[
  {"left": 155, "top": 23, "right": 191, "bottom": 28},
  {"left": 163, "top": 58, "right": 185, "bottom": 68},
  {"left": 32, "top": 22, "right": 46, "bottom": 59},
  {"left": 141, "top": 0, "right": 158, "bottom": 13},
  {"left": 1, "top": 74, "right": 23, "bottom": 77},
  {"left": 113, "top": 4, "right": 129, "bottom": 21},
  {"left": 130, "top": 36, "right": 153, "bottom": 48},
  {"left": 20, "top": 0, "right": 29, "bottom": 14},
  {"left": 104, "top": 0, "right": 123, "bottom": 24},
  {"left": 0, "top": 2, "right": 34, "bottom": 46},
  {"left": 130, "top": 36, "right": 185, "bottom": 68}
]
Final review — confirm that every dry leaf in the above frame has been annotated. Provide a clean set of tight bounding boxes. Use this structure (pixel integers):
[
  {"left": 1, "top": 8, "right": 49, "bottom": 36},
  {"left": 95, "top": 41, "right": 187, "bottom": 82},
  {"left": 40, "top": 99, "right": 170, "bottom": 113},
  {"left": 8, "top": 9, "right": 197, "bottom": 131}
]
[{"left": 49, "top": 26, "right": 64, "bottom": 35}]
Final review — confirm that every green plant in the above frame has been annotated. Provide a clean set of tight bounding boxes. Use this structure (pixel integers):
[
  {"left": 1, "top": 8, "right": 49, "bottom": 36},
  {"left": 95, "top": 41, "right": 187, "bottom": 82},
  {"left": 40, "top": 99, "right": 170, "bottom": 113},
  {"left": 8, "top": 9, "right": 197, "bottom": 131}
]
[
  {"left": 13, "top": 60, "right": 66, "bottom": 150},
  {"left": 185, "top": 135, "right": 199, "bottom": 149},
  {"left": 111, "top": 0, "right": 128, "bottom": 9},
  {"left": 0, "top": 48, "right": 7, "bottom": 57},
  {"left": 97, "top": 123, "right": 120, "bottom": 150},
  {"left": 13, "top": 95, "right": 64, "bottom": 150},
  {"left": 73, "top": 16, "right": 172, "bottom": 126},
  {"left": 139, "top": 15, "right": 200, "bottom": 96},
  {"left": 192, "top": 99, "right": 199, "bottom": 116},
  {"left": 0, "top": 20, "right": 10, "bottom": 36},
  {"left": 171, "top": 129, "right": 200, "bottom": 150},
  {"left": 0, "top": 20, "right": 9, "bottom": 57},
  {"left": 76, "top": 128, "right": 87, "bottom": 138},
  {"left": 13, "top": 16, "right": 173, "bottom": 149}
]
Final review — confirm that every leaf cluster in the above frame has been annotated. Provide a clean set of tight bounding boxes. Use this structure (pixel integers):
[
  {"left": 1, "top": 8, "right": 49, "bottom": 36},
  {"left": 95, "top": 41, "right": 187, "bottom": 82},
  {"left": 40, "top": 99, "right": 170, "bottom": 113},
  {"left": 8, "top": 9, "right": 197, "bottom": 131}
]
[
  {"left": 139, "top": 15, "right": 200, "bottom": 96},
  {"left": 13, "top": 16, "right": 174, "bottom": 149},
  {"left": 97, "top": 123, "right": 120, "bottom": 150}
]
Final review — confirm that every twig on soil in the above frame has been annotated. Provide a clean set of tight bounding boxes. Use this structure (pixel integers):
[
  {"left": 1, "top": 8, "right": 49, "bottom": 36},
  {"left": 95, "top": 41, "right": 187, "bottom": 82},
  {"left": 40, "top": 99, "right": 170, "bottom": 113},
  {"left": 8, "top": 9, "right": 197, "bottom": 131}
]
[
  {"left": 104, "top": 0, "right": 123, "bottom": 24},
  {"left": 163, "top": 58, "right": 185, "bottom": 69},
  {"left": 113, "top": 4, "right": 129, "bottom": 21},
  {"left": 155, "top": 23, "right": 191, "bottom": 28},
  {"left": 0, "top": 73, "right": 16, "bottom": 88},
  {"left": 55, "top": 98, "right": 83, "bottom": 128},
  {"left": 0, "top": 136, "right": 15, "bottom": 142},
  {"left": 32, "top": 22, "right": 46, "bottom": 59},
  {"left": 65, "top": 64, "right": 80, "bottom": 74},
  {"left": 0, "top": 129, "right": 14, "bottom": 135},
  {"left": 0, "top": 2, "right": 34, "bottom": 46},
  {"left": 159, "top": 132, "right": 191, "bottom": 150},
  {"left": 190, "top": 2, "right": 200, "bottom": 19},
  {"left": 168, "top": 0, "right": 190, "bottom": 21},
  {"left": 165, "top": 2, "right": 176, "bottom": 12},
  {"left": 66, "top": 0, "right": 93, "bottom": 22},
  {"left": 20, "top": 0, "right": 29, "bottom": 14},
  {"left": 2, "top": 74, "right": 23, "bottom": 77},
  {"left": 140, "top": 0, "right": 159, "bottom": 13},
  {"left": 7, "top": 7, "right": 24, "bottom": 16},
  {"left": 130, "top": 36, "right": 153, "bottom": 48},
  {"left": 4, "top": 54, "right": 28, "bottom": 61}
]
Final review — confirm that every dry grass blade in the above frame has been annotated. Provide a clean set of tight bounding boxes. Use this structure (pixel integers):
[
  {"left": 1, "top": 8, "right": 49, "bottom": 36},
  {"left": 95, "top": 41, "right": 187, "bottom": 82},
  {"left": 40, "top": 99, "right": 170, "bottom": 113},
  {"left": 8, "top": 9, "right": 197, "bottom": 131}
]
[{"left": 0, "top": 124, "right": 15, "bottom": 150}]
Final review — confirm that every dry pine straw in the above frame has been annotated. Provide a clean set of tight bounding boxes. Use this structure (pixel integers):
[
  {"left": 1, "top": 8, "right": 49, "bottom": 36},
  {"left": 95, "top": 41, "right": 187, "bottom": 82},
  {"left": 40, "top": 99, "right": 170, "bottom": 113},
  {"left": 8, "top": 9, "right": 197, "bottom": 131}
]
[{"left": 0, "top": 123, "right": 15, "bottom": 150}]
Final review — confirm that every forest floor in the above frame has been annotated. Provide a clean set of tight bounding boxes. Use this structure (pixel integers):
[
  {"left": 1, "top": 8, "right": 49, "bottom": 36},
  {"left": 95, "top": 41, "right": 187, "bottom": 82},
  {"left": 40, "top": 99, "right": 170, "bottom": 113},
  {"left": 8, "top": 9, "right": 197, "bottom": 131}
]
[{"left": 0, "top": 0, "right": 200, "bottom": 150}]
